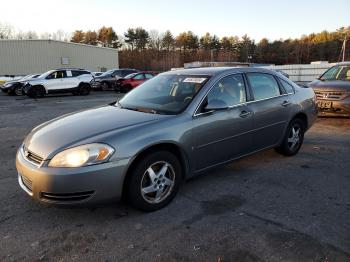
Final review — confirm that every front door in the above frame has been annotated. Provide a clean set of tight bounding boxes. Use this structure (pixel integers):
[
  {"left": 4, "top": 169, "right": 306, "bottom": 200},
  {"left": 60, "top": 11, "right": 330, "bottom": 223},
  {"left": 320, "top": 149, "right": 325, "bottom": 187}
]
[
  {"left": 46, "top": 70, "right": 67, "bottom": 91},
  {"left": 192, "top": 74, "right": 254, "bottom": 171}
]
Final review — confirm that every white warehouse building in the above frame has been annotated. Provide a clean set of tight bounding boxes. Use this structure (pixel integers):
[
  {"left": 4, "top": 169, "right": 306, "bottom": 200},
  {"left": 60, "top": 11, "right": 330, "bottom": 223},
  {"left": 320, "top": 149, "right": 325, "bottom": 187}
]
[{"left": 0, "top": 39, "right": 119, "bottom": 76}]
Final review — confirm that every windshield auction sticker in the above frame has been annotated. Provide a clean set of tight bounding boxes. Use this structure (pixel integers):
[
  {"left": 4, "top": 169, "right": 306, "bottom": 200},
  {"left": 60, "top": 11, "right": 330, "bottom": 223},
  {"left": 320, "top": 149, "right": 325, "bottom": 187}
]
[{"left": 183, "top": 77, "right": 207, "bottom": 83}]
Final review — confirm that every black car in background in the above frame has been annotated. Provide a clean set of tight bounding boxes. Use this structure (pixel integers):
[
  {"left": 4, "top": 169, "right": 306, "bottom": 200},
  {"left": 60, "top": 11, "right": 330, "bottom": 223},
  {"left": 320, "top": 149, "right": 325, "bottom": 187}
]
[
  {"left": 92, "top": 68, "right": 139, "bottom": 90},
  {"left": 0, "top": 74, "right": 40, "bottom": 96}
]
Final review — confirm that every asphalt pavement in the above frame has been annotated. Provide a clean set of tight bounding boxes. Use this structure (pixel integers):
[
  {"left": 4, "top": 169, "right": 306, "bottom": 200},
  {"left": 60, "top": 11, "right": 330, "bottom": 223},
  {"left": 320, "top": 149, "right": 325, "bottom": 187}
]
[{"left": 0, "top": 92, "right": 349, "bottom": 262}]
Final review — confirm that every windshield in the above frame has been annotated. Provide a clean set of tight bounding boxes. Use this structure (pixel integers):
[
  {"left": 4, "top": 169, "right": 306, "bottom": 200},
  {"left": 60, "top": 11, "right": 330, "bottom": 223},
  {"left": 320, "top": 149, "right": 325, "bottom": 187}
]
[
  {"left": 100, "top": 70, "right": 114, "bottom": 77},
  {"left": 38, "top": 70, "right": 55, "bottom": 79},
  {"left": 124, "top": 73, "right": 138, "bottom": 79},
  {"left": 118, "top": 74, "right": 210, "bottom": 114},
  {"left": 20, "top": 75, "right": 32, "bottom": 80},
  {"left": 320, "top": 65, "right": 350, "bottom": 81}
]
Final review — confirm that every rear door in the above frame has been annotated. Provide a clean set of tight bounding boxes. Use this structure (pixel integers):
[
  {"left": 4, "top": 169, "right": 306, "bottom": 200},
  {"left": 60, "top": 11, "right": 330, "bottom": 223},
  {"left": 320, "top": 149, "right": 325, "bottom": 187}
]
[
  {"left": 64, "top": 70, "right": 78, "bottom": 89},
  {"left": 245, "top": 72, "right": 292, "bottom": 150}
]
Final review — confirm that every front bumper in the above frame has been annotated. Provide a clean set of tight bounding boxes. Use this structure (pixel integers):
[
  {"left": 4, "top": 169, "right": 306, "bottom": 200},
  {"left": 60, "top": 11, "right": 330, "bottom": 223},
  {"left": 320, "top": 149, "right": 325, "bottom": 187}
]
[
  {"left": 317, "top": 98, "right": 350, "bottom": 117},
  {"left": 16, "top": 147, "right": 130, "bottom": 205},
  {"left": 91, "top": 81, "right": 102, "bottom": 89},
  {"left": 0, "top": 85, "right": 12, "bottom": 93}
]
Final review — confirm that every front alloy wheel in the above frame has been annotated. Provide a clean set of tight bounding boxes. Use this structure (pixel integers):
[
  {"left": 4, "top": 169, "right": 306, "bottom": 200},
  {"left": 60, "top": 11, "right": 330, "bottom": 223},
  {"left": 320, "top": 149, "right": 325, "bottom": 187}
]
[
  {"left": 126, "top": 151, "right": 181, "bottom": 211},
  {"left": 14, "top": 86, "right": 23, "bottom": 96},
  {"left": 141, "top": 161, "right": 176, "bottom": 204},
  {"left": 102, "top": 82, "right": 109, "bottom": 91}
]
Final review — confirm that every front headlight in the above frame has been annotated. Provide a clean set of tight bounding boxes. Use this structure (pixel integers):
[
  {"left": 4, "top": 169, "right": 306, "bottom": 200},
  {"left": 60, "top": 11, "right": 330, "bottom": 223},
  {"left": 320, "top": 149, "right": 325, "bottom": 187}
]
[
  {"left": 48, "top": 143, "right": 115, "bottom": 168},
  {"left": 4, "top": 83, "right": 13, "bottom": 87}
]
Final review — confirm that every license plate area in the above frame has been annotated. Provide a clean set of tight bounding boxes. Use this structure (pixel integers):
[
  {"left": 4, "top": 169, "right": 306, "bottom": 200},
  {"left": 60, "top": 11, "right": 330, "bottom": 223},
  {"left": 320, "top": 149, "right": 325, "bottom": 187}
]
[{"left": 317, "top": 101, "right": 332, "bottom": 109}]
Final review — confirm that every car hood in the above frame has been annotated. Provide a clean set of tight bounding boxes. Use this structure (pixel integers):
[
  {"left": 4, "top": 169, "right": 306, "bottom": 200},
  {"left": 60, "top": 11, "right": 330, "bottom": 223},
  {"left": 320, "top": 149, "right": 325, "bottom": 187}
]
[
  {"left": 94, "top": 76, "right": 110, "bottom": 81},
  {"left": 2, "top": 80, "right": 18, "bottom": 86},
  {"left": 309, "top": 80, "right": 350, "bottom": 92},
  {"left": 24, "top": 105, "right": 169, "bottom": 159}
]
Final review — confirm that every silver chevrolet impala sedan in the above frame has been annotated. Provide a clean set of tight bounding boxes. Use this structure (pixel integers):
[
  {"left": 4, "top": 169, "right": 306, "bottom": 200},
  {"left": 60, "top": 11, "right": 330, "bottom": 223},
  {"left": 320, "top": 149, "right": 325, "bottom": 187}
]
[{"left": 16, "top": 67, "right": 317, "bottom": 211}]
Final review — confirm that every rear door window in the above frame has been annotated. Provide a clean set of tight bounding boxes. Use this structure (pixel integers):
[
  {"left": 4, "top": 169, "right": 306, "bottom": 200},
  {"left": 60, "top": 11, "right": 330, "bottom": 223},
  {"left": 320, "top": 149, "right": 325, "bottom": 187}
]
[{"left": 246, "top": 73, "right": 281, "bottom": 100}]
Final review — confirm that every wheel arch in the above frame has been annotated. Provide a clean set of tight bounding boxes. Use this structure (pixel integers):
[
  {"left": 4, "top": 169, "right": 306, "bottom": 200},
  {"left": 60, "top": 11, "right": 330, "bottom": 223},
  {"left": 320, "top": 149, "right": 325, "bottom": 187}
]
[
  {"left": 31, "top": 84, "right": 46, "bottom": 91},
  {"left": 291, "top": 112, "right": 308, "bottom": 130},
  {"left": 121, "top": 142, "right": 191, "bottom": 199},
  {"left": 28, "top": 84, "right": 47, "bottom": 95},
  {"left": 78, "top": 82, "right": 91, "bottom": 89}
]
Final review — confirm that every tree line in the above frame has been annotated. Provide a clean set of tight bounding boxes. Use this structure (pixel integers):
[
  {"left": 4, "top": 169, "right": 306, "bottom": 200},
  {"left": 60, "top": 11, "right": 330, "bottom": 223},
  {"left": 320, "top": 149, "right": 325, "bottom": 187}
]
[
  {"left": 71, "top": 26, "right": 349, "bottom": 71},
  {"left": 1, "top": 22, "right": 349, "bottom": 71}
]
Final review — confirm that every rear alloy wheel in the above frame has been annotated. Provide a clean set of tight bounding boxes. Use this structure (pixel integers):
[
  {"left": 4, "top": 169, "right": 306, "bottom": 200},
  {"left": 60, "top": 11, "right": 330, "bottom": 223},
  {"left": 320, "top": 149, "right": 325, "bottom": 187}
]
[
  {"left": 14, "top": 85, "right": 23, "bottom": 96},
  {"left": 79, "top": 84, "right": 90, "bottom": 95},
  {"left": 275, "top": 119, "right": 304, "bottom": 156},
  {"left": 126, "top": 151, "right": 182, "bottom": 211}
]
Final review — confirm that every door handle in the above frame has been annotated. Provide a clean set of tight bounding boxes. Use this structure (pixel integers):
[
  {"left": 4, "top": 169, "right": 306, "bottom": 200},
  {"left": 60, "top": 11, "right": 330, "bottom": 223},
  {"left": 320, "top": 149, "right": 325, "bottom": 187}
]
[
  {"left": 239, "top": 110, "right": 251, "bottom": 118},
  {"left": 282, "top": 100, "right": 291, "bottom": 107}
]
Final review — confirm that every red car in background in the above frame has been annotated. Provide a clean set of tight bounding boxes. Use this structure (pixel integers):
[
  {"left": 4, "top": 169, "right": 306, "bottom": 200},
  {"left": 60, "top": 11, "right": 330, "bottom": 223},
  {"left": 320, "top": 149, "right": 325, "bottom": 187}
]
[{"left": 115, "top": 72, "right": 156, "bottom": 92}]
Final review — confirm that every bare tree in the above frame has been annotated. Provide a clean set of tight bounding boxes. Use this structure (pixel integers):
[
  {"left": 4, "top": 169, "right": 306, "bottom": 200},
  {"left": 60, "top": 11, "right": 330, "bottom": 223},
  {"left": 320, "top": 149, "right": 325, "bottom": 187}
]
[{"left": 0, "top": 22, "right": 14, "bottom": 39}]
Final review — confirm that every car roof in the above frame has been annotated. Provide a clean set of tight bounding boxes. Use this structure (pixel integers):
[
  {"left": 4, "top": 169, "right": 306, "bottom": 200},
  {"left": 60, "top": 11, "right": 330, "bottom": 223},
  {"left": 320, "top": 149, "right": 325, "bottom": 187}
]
[
  {"left": 163, "top": 66, "right": 277, "bottom": 76},
  {"left": 335, "top": 61, "right": 350, "bottom": 66}
]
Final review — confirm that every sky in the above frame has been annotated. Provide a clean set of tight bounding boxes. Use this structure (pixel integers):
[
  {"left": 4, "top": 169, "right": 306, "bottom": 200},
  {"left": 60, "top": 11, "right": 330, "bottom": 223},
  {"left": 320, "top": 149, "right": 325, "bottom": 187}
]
[{"left": 1, "top": 0, "right": 349, "bottom": 41}]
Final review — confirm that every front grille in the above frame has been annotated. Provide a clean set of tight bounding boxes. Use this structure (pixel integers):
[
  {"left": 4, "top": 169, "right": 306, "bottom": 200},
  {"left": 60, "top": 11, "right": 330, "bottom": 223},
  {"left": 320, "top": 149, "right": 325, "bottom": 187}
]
[
  {"left": 40, "top": 191, "right": 94, "bottom": 202},
  {"left": 314, "top": 91, "right": 347, "bottom": 101},
  {"left": 21, "top": 175, "right": 33, "bottom": 192},
  {"left": 24, "top": 148, "right": 43, "bottom": 165}
]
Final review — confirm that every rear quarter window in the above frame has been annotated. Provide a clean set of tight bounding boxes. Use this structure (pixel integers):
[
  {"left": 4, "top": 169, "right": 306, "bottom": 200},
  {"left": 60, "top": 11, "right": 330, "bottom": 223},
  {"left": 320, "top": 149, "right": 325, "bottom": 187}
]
[{"left": 279, "top": 78, "right": 295, "bottom": 94}]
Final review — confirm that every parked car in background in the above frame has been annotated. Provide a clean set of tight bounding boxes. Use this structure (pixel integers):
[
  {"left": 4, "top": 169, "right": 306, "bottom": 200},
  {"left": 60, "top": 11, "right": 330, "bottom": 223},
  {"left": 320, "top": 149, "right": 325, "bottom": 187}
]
[
  {"left": 309, "top": 62, "right": 350, "bottom": 117},
  {"left": 92, "top": 68, "right": 139, "bottom": 90},
  {"left": 23, "top": 69, "right": 93, "bottom": 98},
  {"left": 115, "top": 72, "right": 156, "bottom": 92},
  {"left": 16, "top": 67, "right": 317, "bottom": 211},
  {"left": 1, "top": 74, "right": 40, "bottom": 95},
  {"left": 92, "top": 72, "right": 103, "bottom": 77}
]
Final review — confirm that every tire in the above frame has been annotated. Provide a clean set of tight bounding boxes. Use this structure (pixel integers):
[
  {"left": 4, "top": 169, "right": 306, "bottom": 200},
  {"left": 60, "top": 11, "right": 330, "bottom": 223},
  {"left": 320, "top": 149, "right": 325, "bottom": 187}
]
[
  {"left": 78, "top": 84, "right": 90, "bottom": 96},
  {"left": 14, "top": 85, "right": 23, "bottom": 96},
  {"left": 101, "top": 82, "right": 110, "bottom": 91},
  {"left": 126, "top": 151, "right": 182, "bottom": 212},
  {"left": 123, "top": 85, "right": 132, "bottom": 93},
  {"left": 27, "top": 86, "right": 45, "bottom": 98},
  {"left": 275, "top": 118, "right": 305, "bottom": 156}
]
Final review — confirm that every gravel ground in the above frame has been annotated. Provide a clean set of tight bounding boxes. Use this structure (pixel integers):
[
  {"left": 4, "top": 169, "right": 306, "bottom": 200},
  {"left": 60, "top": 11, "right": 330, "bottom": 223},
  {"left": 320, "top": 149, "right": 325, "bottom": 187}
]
[{"left": 0, "top": 92, "right": 349, "bottom": 262}]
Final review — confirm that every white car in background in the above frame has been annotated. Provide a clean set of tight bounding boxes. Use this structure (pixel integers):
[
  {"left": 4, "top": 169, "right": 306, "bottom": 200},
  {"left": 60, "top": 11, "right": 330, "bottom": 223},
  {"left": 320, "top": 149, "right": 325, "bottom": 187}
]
[{"left": 23, "top": 68, "right": 93, "bottom": 98}]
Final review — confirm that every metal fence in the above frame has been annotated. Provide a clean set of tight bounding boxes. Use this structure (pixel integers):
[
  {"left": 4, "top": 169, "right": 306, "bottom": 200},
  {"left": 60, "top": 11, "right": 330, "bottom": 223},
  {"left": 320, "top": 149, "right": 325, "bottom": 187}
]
[{"left": 262, "top": 63, "right": 335, "bottom": 82}]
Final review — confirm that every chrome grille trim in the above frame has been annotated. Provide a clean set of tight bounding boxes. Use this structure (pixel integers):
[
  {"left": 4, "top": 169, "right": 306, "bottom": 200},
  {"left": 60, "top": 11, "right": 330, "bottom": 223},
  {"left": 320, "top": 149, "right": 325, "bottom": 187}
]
[
  {"left": 18, "top": 174, "right": 33, "bottom": 196},
  {"left": 21, "top": 175, "right": 33, "bottom": 192},
  {"left": 22, "top": 146, "right": 44, "bottom": 166},
  {"left": 40, "top": 191, "right": 95, "bottom": 203},
  {"left": 314, "top": 91, "right": 348, "bottom": 101}
]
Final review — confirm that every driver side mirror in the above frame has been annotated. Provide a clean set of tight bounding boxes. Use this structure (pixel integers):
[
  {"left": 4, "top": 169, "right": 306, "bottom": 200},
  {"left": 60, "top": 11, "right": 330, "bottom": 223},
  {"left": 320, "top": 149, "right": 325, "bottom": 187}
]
[{"left": 204, "top": 99, "right": 229, "bottom": 111}]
